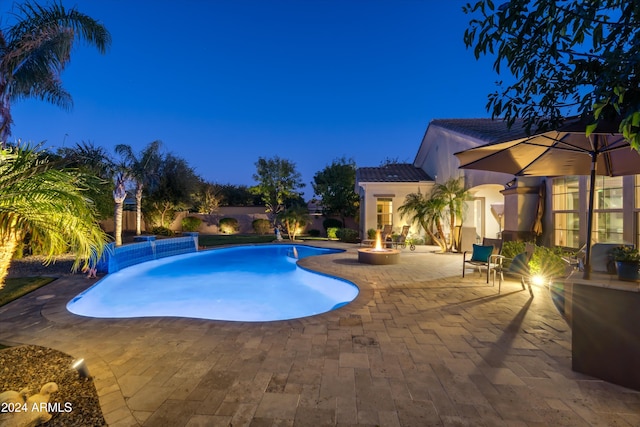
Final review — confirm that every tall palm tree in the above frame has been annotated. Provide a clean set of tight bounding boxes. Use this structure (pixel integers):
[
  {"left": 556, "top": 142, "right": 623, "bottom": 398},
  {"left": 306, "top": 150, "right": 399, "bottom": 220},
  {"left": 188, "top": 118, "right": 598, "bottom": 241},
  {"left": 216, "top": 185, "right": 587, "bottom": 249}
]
[
  {"left": 111, "top": 165, "right": 129, "bottom": 246},
  {"left": 0, "top": 144, "right": 108, "bottom": 287},
  {"left": 0, "top": 1, "right": 111, "bottom": 142},
  {"left": 398, "top": 190, "right": 448, "bottom": 252},
  {"left": 431, "top": 177, "right": 470, "bottom": 252},
  {"left": 115, "top": 141, "right": 162, "bottom": 235}
]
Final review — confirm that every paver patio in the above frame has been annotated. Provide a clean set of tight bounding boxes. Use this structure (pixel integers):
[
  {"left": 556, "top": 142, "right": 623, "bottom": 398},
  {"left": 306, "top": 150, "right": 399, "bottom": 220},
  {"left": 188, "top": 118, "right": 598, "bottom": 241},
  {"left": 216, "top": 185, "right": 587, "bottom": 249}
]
[{"left": 1, "top": 242, "right": 639, "bottom": 426}]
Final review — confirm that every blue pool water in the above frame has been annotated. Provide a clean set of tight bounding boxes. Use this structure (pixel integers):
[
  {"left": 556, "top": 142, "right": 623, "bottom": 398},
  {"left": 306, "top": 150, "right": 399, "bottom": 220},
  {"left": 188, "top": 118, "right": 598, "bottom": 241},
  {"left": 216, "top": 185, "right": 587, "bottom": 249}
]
[{"left": 67, "top": 245, "right": 359, "bottom": 322}]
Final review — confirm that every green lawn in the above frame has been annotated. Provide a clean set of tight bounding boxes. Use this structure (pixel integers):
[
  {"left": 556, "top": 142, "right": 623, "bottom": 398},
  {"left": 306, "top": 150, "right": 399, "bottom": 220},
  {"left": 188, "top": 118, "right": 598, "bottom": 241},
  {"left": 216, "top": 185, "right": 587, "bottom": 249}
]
[
  {"left": 0, "top": 276, "right": 56, "bottom": 307},
  {"left": 198, "top": 234, "right": 333, "bottom": 247},
  {"left": 198, "top": 234, "right": 278, "bottom": 247}
]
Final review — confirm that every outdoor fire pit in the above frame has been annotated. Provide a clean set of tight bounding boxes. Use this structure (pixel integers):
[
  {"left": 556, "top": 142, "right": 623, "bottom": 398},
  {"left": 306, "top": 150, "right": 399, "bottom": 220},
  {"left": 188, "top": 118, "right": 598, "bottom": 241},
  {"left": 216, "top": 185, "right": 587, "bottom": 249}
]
[{"left": 358, "top": 230, "right": 400, "bottom": 265}]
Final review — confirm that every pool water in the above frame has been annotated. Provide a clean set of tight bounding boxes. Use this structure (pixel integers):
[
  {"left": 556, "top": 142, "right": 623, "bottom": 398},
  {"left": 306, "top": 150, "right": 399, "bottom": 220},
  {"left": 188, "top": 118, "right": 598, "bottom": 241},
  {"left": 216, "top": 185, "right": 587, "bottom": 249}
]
[{"left": 67, "top": 245, "right": 359, "bottom": 322}]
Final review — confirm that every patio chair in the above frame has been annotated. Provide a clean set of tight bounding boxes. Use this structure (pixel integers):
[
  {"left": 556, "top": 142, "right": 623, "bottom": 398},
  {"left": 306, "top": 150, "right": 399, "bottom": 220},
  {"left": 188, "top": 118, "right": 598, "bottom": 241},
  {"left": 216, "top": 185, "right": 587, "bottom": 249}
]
[
  {"left": 462, "top": 238, "right": 503, "bottom": 283},
  {"left": 394, "top": 225, "right": 413, "bottom": 250},
  {"left": 494, "top": 242, "right": 535, "bottom": 295},
  {"left": 381, "top": 224, "right": 393, "bottom": 248}
]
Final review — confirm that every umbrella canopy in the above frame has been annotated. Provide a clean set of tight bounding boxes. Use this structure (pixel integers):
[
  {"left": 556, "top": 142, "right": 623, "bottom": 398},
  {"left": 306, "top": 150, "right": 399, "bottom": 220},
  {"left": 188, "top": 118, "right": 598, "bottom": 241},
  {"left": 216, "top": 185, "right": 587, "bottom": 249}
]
[{"left": 454, "top": 116, "right": 640, "bottom": 279}]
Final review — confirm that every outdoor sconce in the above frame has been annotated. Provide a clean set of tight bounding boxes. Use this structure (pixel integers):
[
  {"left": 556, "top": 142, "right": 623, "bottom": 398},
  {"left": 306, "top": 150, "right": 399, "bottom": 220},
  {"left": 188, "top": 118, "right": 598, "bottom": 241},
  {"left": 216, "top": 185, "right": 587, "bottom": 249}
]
[{"left": 72, "top": 358, "right": 92, "bottom": 380}]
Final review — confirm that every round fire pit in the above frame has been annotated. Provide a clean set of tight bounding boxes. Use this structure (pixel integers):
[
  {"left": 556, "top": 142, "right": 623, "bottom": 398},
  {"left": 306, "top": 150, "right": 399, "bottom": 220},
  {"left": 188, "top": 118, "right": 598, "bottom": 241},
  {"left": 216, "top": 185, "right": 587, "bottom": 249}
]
[{"left": 357, "top": 248, "right": 400, "bottom": 265}]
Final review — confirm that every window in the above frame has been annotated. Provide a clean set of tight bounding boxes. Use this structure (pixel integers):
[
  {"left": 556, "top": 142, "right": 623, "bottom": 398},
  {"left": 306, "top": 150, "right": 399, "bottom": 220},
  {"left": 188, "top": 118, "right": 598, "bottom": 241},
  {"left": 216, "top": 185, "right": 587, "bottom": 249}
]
[
  {"left": 552, "top": 177, "right": 580, "bottom": 248},
  {"left": 554, "top": 212, "right": 581, "bottom": 248},
  {"left": 590, "top": 176, "right": 624, "bottom": 243},
  {"left": 376, "top": 198, "right": 392, "bottom": 229},
  {"left": 635, "top": 176, "right": 640, "bottom": 246}
]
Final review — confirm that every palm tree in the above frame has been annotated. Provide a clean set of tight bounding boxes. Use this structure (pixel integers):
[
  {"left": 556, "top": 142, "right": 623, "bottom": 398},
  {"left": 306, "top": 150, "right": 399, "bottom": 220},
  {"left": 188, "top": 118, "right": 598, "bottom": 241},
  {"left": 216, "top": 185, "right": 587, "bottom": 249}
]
[
  {"left": 0, "top": 144, "right": 108, "bottom": 287},
  {"left": 431, "top": 177, "right": 470, "bottom": 252},
  {"left": 398, "top": 190, "right": 448, "bottom": 252},
  {"left": 0, "top": 1, "right": 111, "bottom": 143},
  {"left": 115, "top": 141, "right": 162, "bottom": 236},
  {"left": 58, "top": 141, "right": 114, "bottom": 220},
  {"left": 111, "top": 165, "right": 129, "bottom": 246}
]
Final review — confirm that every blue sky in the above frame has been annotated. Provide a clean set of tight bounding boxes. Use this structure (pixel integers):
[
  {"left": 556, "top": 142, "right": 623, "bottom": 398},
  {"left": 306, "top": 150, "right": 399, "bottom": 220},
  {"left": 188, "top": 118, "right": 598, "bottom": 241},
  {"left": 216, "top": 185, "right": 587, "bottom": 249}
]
[{"left": 4, "top": 0, "right": 501, "bottom": 195}]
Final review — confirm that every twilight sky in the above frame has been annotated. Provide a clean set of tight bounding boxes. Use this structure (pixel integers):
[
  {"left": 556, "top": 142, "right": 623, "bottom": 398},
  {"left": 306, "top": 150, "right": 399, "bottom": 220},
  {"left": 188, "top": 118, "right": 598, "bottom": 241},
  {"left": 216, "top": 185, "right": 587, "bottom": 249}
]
[{"left": 4, "top": 0, "right": 502, "bottom": 196}]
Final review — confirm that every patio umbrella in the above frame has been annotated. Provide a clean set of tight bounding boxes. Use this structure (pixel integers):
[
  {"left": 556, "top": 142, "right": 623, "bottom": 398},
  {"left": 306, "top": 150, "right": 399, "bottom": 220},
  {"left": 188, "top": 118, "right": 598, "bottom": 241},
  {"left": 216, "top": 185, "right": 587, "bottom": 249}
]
[
  {"left": 532, "top": 181, "right": 545, "bottom": 237},
  {"left": 453, "top": 116, "right": 640, "bottom": 279}
]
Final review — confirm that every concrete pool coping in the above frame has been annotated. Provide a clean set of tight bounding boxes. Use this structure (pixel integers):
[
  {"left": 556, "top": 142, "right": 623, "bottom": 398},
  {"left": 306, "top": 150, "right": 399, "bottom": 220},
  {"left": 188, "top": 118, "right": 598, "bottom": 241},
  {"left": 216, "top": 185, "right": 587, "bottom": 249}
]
[{"left": 1, "top": 241, "right": 639, "bottom": 426}]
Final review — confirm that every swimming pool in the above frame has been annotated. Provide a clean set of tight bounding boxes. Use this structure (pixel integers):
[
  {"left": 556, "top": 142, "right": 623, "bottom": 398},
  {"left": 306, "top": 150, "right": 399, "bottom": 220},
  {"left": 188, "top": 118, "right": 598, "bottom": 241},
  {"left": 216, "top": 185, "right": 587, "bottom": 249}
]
[{"left": 67, "top": 244, "right": 359, "bottom": 322}]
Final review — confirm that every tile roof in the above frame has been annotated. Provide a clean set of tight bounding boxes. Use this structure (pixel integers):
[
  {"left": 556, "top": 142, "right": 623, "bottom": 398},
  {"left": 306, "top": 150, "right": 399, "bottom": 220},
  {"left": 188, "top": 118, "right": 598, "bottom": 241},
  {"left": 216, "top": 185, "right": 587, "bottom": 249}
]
[
  {"left": 356, "top": 163, "right": 432, "bottom": 183},
  {"left": 431, "top": 118, "right": 529, "bottom": 144}
]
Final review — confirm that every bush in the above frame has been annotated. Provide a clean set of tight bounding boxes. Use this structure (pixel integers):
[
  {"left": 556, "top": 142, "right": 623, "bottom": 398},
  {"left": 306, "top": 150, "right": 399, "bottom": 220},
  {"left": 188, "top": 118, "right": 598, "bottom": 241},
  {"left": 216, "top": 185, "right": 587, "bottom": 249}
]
[
  {"left": 327, "top": 227, "right": 340, "bottom": 239},
  {"left": 218, "top": 217, "right": 239, "bottom": 234},
  {"left": 336, "top": 228, "right": 359, "bottom": 243},
  {"left": 367, "top": 228, "right": 377, "bottom": 239},
  {"left": 323, "top": 218, "right": 342, "bottom": 231},
  {"left": 151, "top": 226, "right": 174, "bottom": 236},
  {"left": 502, "top": 241, "right": 566, "bottom": 278},
  {"left": 252, "top": 219, "right": 272, "bottom": 235},
  {"left": 530, "top": 245, "right": 566, "bottom": 278},
  {"left": 181, "top": 216, "right": 202, "bottom": 232},
  {"left": 308, "top": 229, "right": 321, "bottom": 237}
]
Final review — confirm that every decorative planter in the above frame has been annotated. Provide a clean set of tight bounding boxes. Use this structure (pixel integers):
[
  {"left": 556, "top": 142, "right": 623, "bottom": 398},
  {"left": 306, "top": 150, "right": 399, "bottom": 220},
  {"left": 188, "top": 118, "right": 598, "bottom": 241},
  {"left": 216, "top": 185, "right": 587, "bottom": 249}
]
[{"left": 615, "top": 261, "right": 640, "bottom": 282}]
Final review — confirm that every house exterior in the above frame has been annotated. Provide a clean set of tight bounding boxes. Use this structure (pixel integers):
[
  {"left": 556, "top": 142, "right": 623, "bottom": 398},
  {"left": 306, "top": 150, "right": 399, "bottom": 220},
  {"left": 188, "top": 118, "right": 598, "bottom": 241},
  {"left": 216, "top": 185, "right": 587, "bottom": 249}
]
[
  {"left": 358, "top": 117, "right": 636, "bottom": 251},
  {"left": 357, "top": 119, "right": 548, "bottom": 251},
  {"left": 413, "top": 118, "right": 544, "bottom": 251},
  {"left": 355, "top": 163, "right": 432, "bottom": 240}
]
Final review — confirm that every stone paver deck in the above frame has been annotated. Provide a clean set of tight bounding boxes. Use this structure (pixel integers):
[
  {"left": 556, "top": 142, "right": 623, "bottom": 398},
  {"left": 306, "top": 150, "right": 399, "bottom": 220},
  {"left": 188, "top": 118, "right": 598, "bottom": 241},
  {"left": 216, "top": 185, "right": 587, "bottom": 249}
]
[{"left": 1, "top": 242, "right": 639, "bottom": 426}]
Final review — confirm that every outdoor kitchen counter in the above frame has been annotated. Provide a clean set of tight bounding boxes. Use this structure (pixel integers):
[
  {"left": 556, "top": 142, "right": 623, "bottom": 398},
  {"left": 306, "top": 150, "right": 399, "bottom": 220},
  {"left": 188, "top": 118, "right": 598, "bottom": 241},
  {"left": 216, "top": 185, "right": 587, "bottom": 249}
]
[{"left": 559, "top": 271, "right": 640, "bottom": 391}]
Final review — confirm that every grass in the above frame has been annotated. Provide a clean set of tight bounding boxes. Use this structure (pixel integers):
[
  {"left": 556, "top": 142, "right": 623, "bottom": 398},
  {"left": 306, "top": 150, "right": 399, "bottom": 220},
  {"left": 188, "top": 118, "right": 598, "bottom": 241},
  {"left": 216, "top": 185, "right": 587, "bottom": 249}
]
[
  {"left": 198, "top": 234, "right": 333, "bottom": 247},
  {"left": 198, "top": 234, "right": 278, "bottom": 247},
  {"left": 0, "top": 276, "right": 56, "bottom": 308}
]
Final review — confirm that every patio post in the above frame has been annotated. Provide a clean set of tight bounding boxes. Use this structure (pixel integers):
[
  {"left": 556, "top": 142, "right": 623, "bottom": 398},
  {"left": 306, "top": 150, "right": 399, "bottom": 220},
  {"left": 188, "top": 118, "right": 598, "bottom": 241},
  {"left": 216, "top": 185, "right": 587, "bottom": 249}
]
[{"left": 583, "top": 150, "right": 597, "bottom": 280}]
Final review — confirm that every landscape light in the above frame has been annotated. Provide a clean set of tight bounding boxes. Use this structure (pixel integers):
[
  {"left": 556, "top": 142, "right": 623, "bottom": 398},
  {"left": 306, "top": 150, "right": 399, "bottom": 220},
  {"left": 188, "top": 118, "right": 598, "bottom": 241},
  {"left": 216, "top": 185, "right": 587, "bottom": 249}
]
[
  {"left": 71, "top": 358, "right": 92, "bottom": 379},
  {"left": 532, "top": 274, "right": 546, "bottom": 287}
]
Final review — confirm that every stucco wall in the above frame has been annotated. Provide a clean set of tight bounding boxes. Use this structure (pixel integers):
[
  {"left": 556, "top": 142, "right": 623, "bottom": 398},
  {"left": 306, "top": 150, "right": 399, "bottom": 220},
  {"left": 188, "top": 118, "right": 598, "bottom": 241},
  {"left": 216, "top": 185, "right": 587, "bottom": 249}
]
[{"left": 358, "top": 181, "right": 433, "bottom": 240}]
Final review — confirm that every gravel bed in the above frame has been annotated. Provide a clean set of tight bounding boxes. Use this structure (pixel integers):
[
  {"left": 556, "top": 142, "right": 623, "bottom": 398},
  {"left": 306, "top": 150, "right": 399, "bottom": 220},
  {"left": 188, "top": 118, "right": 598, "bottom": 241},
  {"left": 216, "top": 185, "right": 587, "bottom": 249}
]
[
  {"left": 6, "top": 255, "right": 79, "bottom": 279},
  {"left": 0, "top": 345, "right": 106, "bottom": 426}
]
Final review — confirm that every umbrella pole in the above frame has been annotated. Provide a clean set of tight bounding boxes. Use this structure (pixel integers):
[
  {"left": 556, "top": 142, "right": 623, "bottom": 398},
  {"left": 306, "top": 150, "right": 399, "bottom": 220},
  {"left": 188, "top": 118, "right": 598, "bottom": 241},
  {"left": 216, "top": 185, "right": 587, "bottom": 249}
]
[{"left": 583, "top": 153, "right": 597, "bottom": 280}]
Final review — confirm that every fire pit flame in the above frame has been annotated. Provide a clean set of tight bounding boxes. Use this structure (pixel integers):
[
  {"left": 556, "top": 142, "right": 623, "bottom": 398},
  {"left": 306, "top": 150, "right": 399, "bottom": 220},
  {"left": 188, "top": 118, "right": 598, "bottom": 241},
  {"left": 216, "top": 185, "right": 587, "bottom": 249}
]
[
  {"left": 374, "top": 229, "right": 384, "bottom": 251},
  {"left": 358, "top": 228, "right": 400, "bottom": 264}
]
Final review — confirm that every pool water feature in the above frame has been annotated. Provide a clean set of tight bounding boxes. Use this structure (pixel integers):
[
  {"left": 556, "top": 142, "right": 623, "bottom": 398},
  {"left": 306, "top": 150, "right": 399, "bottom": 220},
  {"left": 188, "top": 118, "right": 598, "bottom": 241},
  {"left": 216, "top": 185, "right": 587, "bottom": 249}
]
[{"left": 67, "top": 245, "right": 358, "bottom": 322}]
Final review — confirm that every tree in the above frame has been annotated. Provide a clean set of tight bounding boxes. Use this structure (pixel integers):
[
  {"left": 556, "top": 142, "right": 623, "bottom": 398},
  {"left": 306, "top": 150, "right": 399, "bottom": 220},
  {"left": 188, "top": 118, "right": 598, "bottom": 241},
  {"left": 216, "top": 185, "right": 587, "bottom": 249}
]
[
  {"left": 58, "top": 141, "right": 114, "bottom": 220},
  {"left": 0, "top": 144, "right": 108, "bottom": 286},
  {"left": 0, "top": 1, "right": 111, "bottom": 142},
  {"left": 463, "top": 1, "right": 640, "bottom": 145},
  {"left": 252, "top": 156, "right": 305, "bottom": 221},
  {"left": 111, "top": 163, "right": 129, "bottom": 246},
  {"left": 312, "top": 157, "right": 359, "bottom": 226},
  {"left": 193, "top": 181, "right": 222, "bottom": 214},
  {"left": 398, "top": 190, "right": 448, "bottom": 253},
  {"left": 277, "top": 205, "right": 311, "bottom": 241},
  {"left": 143, "top": 153, "right": 200, "bottom": 228},
  {"left": 115, "top": 141, "right": 162, "bottom": 235},
  {"left": 432, "top": 177, "right": 470, "bottom": 252}
]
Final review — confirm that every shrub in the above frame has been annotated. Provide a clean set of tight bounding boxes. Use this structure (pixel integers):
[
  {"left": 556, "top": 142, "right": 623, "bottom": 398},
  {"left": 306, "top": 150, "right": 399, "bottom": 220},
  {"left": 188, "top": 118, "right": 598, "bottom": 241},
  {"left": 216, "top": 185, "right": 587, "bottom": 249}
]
[
  {"left": 367, "top": 228, "right": 377, "bottom": 239},
  {"left": 252, "top": 218, "right": 272, "bottom": 235},
  {"left": 336, "top": 228, "right": 359, "bottom": 243},
  {"left": 151, "top": 226, "right": 174, "bottom": 236},
  {"left": 308, "top": 229, "right": 321, "bottom": 237},
  {"left": 530, "top": 245, "right": 566, "bottom": 278},
  {"left": 327, "top": 227, "right": 340, "bottom": 239},
  {"left": 181, "top": 216, "right": 202, "bottom": 232},
  {"left": 323, "top": 218, "right": 342, "bottom": 231},
  {"left": 218, "top": 217, "right": 239, "bottom": 234},
  {"left": 502, "top": 241, "right": 566, "bottom": 278}
]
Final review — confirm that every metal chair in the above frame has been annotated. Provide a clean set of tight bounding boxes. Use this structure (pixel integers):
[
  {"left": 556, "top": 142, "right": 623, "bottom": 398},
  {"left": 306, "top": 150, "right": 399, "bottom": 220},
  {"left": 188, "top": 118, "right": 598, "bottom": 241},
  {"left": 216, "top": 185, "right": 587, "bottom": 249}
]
[{"left": 462, "top": 238, "right": 503, "bottom": 283}]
